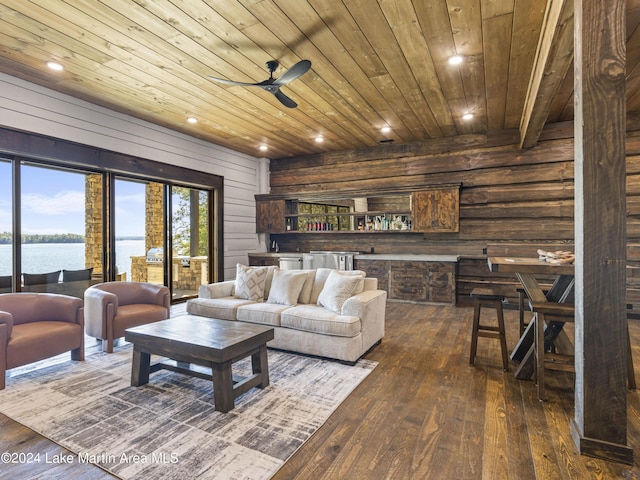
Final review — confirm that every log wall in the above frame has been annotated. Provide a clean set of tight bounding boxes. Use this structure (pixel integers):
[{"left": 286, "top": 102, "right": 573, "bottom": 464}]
[{"left": 268, "top": 121, "right": 640, "bottom": 310}]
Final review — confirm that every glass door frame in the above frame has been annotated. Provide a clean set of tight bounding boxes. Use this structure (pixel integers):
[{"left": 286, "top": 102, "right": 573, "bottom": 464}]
[
  {"left": 166, "top": 184, "right": 215, "bottom": 301},
  {"left": 105, "top": 173, "right": 217, "bottom": 301}
]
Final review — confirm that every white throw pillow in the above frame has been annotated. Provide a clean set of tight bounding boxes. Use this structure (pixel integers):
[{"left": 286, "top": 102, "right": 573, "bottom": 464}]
[
  {"left": 317, "top": 270, "right": 365, "bottom": 313},
  {"left": 297, "top": 269, "right": 317, "bottom": 304},
  {"left": 310, "top": 268, "right": 365, "bottom": 304},
  {"left": 267, "top": 269, "right": 308, "bottom": 305},
  {"left": 263, "top": 265, "right": 279, "bottom": 300},
  {"left": 234, "top": 264, "right": 268, "bottom": 301}
]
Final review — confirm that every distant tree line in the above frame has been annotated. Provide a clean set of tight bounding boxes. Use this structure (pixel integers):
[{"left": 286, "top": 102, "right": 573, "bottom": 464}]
[{"left": 0, "top": 232, "right": 85, "bottom": 244}]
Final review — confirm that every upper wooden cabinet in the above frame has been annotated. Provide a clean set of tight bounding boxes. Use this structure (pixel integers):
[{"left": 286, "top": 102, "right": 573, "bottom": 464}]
[
  {"left": 256, "top": 185, "right": 460, "bottom": 234},
  {"left": 256, "top": 198, "right": 286, "bottom": 233},
  {"left": 410, "top": 185, "right": 460, "bottom": 233}
]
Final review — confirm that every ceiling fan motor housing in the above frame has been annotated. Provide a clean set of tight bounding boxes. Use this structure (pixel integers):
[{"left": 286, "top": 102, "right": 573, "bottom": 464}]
[{"left": 266, "top": 60, "right": 279, "bottom": 75}]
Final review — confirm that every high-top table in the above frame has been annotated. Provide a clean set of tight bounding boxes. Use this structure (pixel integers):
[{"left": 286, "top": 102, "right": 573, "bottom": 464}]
[
  {"left": 487, "top": 256, "right": 575, "bottom": 379},
  {"left": 124, "top": 315, "right": 274, "bottom": 412}
]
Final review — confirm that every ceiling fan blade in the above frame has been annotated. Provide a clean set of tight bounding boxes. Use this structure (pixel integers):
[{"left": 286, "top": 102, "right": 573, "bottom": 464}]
[
  {"left": 273, "top": 60, "right": 311, "bottom": 86},
  {"left": 207, "top": 76, "right": 258, "bottom": 87},
  {"left": 274, "top": 90, "right": 298, "bottom": 108}
]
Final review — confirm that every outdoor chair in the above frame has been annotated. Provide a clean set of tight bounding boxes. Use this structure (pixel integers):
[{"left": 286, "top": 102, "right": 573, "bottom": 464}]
[{"left": 0, "top": 275, "right": 11, "bottom": 293}]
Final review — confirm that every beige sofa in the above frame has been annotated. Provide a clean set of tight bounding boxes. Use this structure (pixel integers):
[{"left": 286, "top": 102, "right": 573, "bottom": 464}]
[{"left": 186, "top": 266, "right": 387, "bottom": 364}]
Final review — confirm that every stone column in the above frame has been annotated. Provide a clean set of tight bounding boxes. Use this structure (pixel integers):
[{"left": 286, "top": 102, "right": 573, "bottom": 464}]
[{"left": 84, "top": 174, "right": 103, "bottom": 275}]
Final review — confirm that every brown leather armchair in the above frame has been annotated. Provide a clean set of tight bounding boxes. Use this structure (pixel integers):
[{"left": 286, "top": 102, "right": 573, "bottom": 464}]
[
  {"left": 0, "top": 292, "right": 84, "bottom": 390},
  {"left": 84, "top": 282, "right": 170, "bottom": 353}
]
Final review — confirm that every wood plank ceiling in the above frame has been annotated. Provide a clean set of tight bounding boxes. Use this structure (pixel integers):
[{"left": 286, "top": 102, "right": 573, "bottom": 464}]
[{"left": 0, "top": 0, "right": 640, "bottom": 159}]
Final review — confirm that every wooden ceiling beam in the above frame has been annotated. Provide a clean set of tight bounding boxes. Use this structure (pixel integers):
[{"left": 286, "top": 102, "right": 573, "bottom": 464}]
[{"left": 519, "top": 0, "right": 574, "bottom": 149}]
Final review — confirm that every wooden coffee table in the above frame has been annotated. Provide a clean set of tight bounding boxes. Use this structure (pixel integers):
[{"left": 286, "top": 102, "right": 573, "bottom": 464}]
[{"left": 124, "top": 315, "right": 275, "bottom": 412}]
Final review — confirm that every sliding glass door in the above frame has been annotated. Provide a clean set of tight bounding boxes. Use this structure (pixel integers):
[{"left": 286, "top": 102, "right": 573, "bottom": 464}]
[
  {"left": 0, "top": 155, "right": 217, "bottom": 301},
  {"left": 19, "top": 163, "right": 103, "bottom": 297},
  {"left": 114, "top": 178, "right": 165, "bottom": 285},
  {"left": 171, "top": 186, "right": 210, "bottom": 300}
]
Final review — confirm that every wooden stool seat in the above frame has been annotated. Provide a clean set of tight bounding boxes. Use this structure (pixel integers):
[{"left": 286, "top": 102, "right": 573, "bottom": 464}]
[{"left": 469, "top": 288, "right": 509, "bottom": 371}]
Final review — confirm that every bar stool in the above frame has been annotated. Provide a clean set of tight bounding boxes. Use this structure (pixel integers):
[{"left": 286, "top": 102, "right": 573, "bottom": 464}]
[{"left": 469, "top": 288, "right": 509, "bottom": 371}]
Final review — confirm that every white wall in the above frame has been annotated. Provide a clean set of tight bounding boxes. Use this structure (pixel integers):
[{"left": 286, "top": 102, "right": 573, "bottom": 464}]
[{"left": 0, "top": 73, "right": 266, "bottom": 280}]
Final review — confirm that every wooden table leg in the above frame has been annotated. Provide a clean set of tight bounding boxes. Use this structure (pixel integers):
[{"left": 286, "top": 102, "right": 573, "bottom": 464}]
[
  {"left": 212, "top": 360, "right": 234, "bottom": 413},
  {"left": 131, "top": 346, "right": 150, "bottom": 386},
  {"left": 511, "top": 274, "right": 575, "bottom": 378},
  {"left": 252, "top": 345, "right": 270, "bottom": 388}
]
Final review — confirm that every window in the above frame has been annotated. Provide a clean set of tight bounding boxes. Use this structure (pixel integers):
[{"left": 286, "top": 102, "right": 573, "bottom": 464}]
[
  {"left": 0, "top": 127, "right": 222, "bottom": 301},
  {"left": 20, "top": 164, "right": 102, "bottom": 297}
]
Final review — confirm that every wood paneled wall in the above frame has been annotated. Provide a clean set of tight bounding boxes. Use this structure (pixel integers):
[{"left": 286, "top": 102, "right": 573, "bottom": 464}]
[{"left": 269, "top": 121, "right": 640, "bottom": 308}]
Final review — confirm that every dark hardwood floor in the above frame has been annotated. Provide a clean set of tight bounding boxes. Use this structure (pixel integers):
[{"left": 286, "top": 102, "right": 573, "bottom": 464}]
[{"left": 2, "top": 302, "right": 640, "bottom": 479}]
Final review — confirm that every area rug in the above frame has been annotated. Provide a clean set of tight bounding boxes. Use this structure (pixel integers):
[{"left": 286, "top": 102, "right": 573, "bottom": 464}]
[{"left": 0, "top": 346, "right": 376, "bottom": 479}]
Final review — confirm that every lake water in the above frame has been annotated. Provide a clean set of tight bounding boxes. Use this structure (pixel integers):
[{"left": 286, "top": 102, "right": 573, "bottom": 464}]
[{"left": 0, "top": 240, "right": 145, "bottom": 278}]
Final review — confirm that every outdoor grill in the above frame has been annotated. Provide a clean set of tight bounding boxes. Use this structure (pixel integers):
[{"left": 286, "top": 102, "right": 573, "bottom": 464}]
[{"left": 146, "top": 247, "right": 163, "bottom": 263}]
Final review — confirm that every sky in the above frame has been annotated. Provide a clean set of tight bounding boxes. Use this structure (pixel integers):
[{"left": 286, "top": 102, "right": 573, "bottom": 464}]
[{"left": 0, "top": 161, "right": 146, "bottom": 237}]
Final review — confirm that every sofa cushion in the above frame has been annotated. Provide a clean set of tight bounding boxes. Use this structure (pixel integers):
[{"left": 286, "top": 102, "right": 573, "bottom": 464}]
[
  {"left": 267, "top": 269, "right": 308, "bottom": 305},
  {"left": 112, "top": 303, "right": 169, "bottom": 338},
  {"left": 281, "top": 305, "right": 361, "bottom": 338},
  {"left": 237, "top": 302, "right": 291, "bottom": 326},
  {"left": 310, "top": 268, "right": 365, "bottom": 304},
  {"left": 6, "top": 321, "right": 82, "bottom": 369},
  {"left": 317, "top": 270, "right": 365, "bottom": 313},
  {"left": 234, "top": 264, "right": 268, "bottom": 301},
  {"left": 186, "top": 296, "right": 253, "bottom": 321}
]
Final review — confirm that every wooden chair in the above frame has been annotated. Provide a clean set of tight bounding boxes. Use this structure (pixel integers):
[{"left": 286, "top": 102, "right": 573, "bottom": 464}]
[
  {"left": 532, "top": 302, "right": 636, "bottom": 401},
  {"left": 469, "top": 288, "right": 509, "bottom": 371},
  {"left": 531, "top": 302, "right": 575, "bottom": 401},
  {"left": 516, "top": 287, "right": 529, "bottom": 336},
  {"left": 516, "top": 286, "right": 550, "bottom": 336}
]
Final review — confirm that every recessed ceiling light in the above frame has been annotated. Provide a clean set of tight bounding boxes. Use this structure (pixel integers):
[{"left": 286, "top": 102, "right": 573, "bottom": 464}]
[
  {"left": 462, "top": 113, "right": 474, "bottom": 121},
  {"left": 448, "top": 55, "right": 463, "bottom": 66},
  {"left": 187, "top": 117, "right": 197, "bottom": 124},
  {"left": 315, "top": 135, "right": 324, "bottom": 143},
  {"left": 47, "top": 61, "right": 64, "bottom": 71},
  {"left": 259, "top": 144, "right": 268, "bottom": 152},
  {"left": 381, "top": 126, "right": 391, "bottom": 134}
]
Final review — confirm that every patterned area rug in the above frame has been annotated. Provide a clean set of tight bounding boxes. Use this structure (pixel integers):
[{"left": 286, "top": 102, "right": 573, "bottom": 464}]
[{"left": 0, "top": 345, "right": 376, "bottom": 479}]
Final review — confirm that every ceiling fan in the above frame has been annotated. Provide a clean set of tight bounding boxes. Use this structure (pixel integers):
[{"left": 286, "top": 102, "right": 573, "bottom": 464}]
[{"left": 208, "top": 60, "right": 311, "bottom": 108}]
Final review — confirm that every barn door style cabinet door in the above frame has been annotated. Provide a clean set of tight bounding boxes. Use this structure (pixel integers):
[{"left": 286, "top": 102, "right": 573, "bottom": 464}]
[
  {"left": 410, "top": 184, "right": 460, "bottom": 233},
  {"left": 255, "top": 198, "right": 286, "bottom": 233},
  {"left": 385, "top": 260, "right": 456, "bottom": 305}
]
